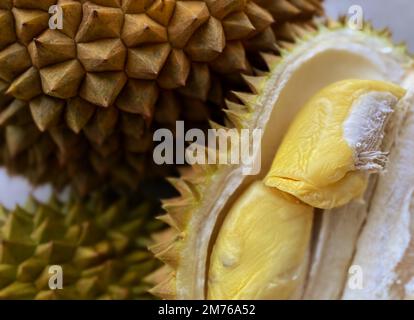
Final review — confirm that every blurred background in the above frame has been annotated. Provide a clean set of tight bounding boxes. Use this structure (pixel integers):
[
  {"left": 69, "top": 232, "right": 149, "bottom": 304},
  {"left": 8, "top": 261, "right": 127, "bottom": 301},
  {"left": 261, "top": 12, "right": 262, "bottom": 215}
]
[{"left": 1, "top": 0, "right": 413, "bottom": 209}]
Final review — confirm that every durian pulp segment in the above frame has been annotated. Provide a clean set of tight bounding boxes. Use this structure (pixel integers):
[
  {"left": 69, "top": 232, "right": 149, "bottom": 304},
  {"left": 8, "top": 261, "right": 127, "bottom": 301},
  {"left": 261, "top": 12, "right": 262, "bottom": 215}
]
[
  {"left": 156, "top": 26, "right": 414, "bottom": 300},
  {"left": 264, "top": 80, "right": 405, "bottom": 209},
  {"left": 208, "top": 182, "right": 313, "bottom": 300},
  {"left": 207, "top": 80, "right": 405, "bottom": 300}
]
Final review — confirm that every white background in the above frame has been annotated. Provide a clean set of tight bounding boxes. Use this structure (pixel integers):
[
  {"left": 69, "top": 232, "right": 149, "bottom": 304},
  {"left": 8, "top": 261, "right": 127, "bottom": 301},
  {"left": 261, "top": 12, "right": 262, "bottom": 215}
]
[{"left": 1, "top": 0, "right": 413, "bottom": 208}]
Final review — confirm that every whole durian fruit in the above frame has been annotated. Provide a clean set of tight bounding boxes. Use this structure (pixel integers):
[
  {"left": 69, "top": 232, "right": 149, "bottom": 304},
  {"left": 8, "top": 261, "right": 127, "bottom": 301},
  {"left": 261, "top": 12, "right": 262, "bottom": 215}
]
[
  {"left": 149, "top": 21, "right": 414, "bottom": 300},
  {"left": 0, "top": 0, "right": 323, "bottom": 194},
  {"left": 0, "top": 190, "right": 163, "bottom": 300}
]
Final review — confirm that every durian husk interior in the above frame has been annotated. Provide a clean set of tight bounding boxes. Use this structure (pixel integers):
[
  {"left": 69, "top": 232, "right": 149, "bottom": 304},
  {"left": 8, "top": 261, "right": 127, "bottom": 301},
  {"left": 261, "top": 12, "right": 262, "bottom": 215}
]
[
  {"left": 0, "top": 0, "right": 323, "bottom": 195},
  {"left": 150, "top": 23, "right": 414, "bottom": 300},
  {"left": 0, "top": 191, "right": 164, "bottom": 300}
]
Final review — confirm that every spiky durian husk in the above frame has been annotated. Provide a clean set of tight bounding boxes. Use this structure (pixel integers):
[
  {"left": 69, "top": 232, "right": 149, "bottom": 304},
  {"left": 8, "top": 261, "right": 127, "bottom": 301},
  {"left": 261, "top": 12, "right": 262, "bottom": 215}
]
[
  {"left": 0, "top": 99, "right": 174, "bottom": 194},
  {"left": 0, "top": 0, "right": 322, "bottom": 194},
  {"left": 0, "top": 190, "right": 164, "bottom": 300},
  {"left": 149, "top": 20, "right": 413, "bottom": 300}
]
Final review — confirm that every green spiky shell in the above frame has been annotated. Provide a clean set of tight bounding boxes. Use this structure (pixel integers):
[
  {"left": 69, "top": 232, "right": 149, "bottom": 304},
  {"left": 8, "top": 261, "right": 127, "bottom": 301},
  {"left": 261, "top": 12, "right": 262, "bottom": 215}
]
[
  {"left": 0, "top": 191, "right": 164, "bottom": 300},
  {"left": 0, "top": 0, "right": 322, "bottom": 194}
]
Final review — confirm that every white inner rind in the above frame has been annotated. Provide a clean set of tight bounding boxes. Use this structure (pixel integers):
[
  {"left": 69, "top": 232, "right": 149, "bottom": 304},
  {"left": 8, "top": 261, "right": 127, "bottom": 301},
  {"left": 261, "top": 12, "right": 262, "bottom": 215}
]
[
  {"left": 342, "top": 89, "right": 414, "bottom": 300},
  {"left": 343, "top": 92, "right": 397, "bottom": 171}
]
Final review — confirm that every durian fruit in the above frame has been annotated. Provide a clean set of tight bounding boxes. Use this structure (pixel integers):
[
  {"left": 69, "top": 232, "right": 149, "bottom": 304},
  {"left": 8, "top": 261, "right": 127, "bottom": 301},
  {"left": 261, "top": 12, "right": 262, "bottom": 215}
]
[
  {"left": 149, "top": 22, "right": 414, "bottom": 300},
  {"left": 0, "top": 99, "right": 168, "bottom": 194},
  {"left": 0, "top": 0, "right": 323, "bottom": 194},
  {"left": 0, "top": 191, "right": 164, "bottom": 300}
]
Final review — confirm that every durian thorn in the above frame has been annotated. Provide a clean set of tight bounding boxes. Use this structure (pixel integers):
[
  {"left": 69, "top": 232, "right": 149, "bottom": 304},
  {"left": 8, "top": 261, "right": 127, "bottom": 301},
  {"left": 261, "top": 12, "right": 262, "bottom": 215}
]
[
  {"left": 294, "top": 28, "right": 316, "bottom": 43},
  {"left": 24, "top": 195, "right": 39, "bottom": 212},
  {"left": 252, "top": 67, "right": 268, "bottom": 77},
  {"left": 194, "top": 161, "right": 218, "bottom": 175},
  {"left": 161, "top": 193, "right": 195, "bottom": 208},
  {"left": 325, "top": 18, "right": 342, "bottom": 30},
  {"left": 274, "top": 0, "right": 301, "bottom": 16},
  {"left": 365, "top": 21, "right": 374, "bottom": 32},
  {"left": 166, "top": 178, "right": 199, "bottom": 201},
  {"left": 208, "top": 120, "right": 228, "bottom": 131},
  {"left": 223, "top": 109, "right": 249, "bottom": 129},
  {"left": 48, "top": 193, "right": 62, "bottom": 208},
  {"left": 144, "top": 265, "right": 173, "bottom": 285},
  {"left": 178, "top": 162, "right": 217, "bottom": 185},
  {"left": 301, "top": 22, "right": 318, "bottom": 33},
  {"left": 148, "top": 232, "right": 179, "bottom": 257},
  {"left": 230, "top": 91, "right": 258, "bottom": 110},
  {"left": 279, "top": 41, "right": 295, "bottom": 54},
  {"left": 0, "top": 100, "right": 25, "bottom": 126},
  {"left": 396, "top": 42, "right": 409, "bottom": 54},
  {"left": 260, "top": 52, "right": 281, "bottom": 70},
  {"left": 184, "top": 134, "right": 236, "bottom": 166},
  {"left": 148, "top": 274, "right": 177, "bottom": 300},
  {"left": 225, "top": 99, "right": 248, "bottom": 113},
  {"left": 378, "top": 27, "right": 392, "bottom": 38},
  {"left": 278, "top": 22, "right": 301, "bottom": 41},
  {"left": 185, "top": 145, "right": 222, "bottom": 172},
  {"left": 161, "top": 199, "right": 194, "bottom": 231},
  {"left": 307, "top": 0, "right": 324, "bottom": 12},
  {"left": 149, "top": 238, "right": 181, "bottom": 269},
  {"left": 292, "top": 0, "right": 320, "bottom": 13},
  {"left": 289, "top": 23, "right": 312, "bottom": 39},
  {"left": 0, "top": 282, "right": 36, "bottom": 299},
  {"left": 151, "top": 228, "right": 178, "bottom": 243},
  {"left": 157, "top": 214, "right": 181, "bottom": 231},
  {"left": 241, "top": 74, "right": 267, "bottom": 94}
]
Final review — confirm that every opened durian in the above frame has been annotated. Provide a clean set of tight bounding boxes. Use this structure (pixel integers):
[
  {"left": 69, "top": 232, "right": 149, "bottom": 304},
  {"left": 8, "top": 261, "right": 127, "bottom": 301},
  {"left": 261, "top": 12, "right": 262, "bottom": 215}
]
[
  {"left": 150, "top": 22, "right": 414, "bottom": 300},
  {"left": 0, "top": 0, "right": 322, "bottom": 193},
  {"left": 0, "top": 190, "right": 164, "bottom": 300}
]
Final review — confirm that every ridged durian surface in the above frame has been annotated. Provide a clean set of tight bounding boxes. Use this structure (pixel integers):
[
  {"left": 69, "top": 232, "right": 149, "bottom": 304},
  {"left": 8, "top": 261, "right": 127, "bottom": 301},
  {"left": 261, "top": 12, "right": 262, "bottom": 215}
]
[
  {"left": 0, "top": 0, "right": 322, "bottom": 193},
  {"left": 0, "top": 191, "right": 163, "bottom": 300}
]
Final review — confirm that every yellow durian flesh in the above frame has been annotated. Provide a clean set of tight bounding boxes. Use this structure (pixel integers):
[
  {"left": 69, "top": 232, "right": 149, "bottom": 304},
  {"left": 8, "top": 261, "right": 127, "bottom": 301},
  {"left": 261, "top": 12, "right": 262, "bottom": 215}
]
[
  {"left": 265, "top": 80, "right": 406, "bottom": 209},
  {"left": 208, "top": 79, "right": 407, "bottom": 300},
  {"left": 208, "top": 181, "right": 313, "bottom": 300}
]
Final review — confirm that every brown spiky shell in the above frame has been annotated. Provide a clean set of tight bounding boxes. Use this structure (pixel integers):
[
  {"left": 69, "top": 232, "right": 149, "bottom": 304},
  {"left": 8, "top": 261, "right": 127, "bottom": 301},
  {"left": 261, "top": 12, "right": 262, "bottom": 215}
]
[{"left": 0, "top": 0, "right": 322, "bottom": 194}]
